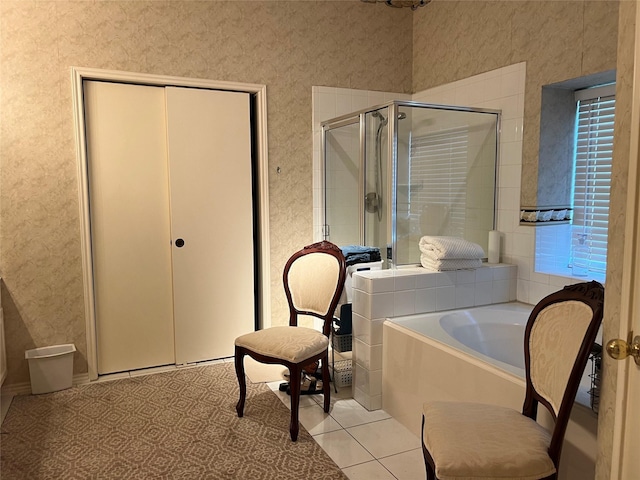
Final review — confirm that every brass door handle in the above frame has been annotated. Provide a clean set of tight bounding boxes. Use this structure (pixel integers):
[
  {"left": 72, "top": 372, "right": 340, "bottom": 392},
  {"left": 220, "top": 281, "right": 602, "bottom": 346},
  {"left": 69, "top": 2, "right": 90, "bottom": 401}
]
[{"left": 606, "top": 334, "right": 640, "bottom": 366}]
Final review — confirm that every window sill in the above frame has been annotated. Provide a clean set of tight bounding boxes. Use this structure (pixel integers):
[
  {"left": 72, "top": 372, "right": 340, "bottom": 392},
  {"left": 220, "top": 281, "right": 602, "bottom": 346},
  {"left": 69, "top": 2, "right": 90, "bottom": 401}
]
[
  {"left": 520, "top": 220, "right": 571, "bottom": 226},
  {"left": 534, "top": 265, "right": 606, "bottom": 285}
]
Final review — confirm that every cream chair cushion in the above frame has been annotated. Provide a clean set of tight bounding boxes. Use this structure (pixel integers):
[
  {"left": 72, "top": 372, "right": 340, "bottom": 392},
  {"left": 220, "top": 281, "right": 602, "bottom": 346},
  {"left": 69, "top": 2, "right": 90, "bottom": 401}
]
[
  {"left": 422, "top": 401, "right": 556, "bottom": 480},
  {"left": 529, "top": 300, "right": 593, "bottom": 414},
  {"left": 235, "top": 326, "right": 329, "bottom": 363},
  {"left": 287, "top": 252, "right": 340, "bottom": 316}
]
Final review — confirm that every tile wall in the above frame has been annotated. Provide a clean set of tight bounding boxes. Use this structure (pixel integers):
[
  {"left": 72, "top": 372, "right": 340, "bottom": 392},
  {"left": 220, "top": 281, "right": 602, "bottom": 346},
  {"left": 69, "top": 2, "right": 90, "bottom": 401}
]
[
  {"left": 312, "top": 62, "right": 592, "bottom": 410},
  {"left": 350, "top": 264, "right": 517, "bottom": 410},
  {"left": 314, "top": 62, "right": 585, "bottom": 307},
  {"left": 312, "top": 86, "right": 411, "bottom": 243}
]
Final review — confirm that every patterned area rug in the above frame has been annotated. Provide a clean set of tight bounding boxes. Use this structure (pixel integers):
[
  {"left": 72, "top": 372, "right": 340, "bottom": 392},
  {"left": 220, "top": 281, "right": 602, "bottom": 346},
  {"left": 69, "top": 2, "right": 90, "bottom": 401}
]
[{"left": 1, "top": 362, "right": 347, "bottom": 479}]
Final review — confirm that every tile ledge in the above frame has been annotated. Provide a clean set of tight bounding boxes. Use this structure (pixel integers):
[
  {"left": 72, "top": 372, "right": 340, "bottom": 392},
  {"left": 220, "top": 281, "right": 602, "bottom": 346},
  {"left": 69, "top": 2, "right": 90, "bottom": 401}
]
[{"left": 354, "top": 263, "right": 514, "bottom": 279}]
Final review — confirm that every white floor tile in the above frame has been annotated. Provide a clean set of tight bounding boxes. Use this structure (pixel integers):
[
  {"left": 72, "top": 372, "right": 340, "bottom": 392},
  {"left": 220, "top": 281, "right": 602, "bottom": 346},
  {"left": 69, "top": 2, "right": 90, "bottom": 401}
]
[
  {"left": 329, "top": 398, "right": 391, "bottom": 428},
  {"left": 347, "top": 418, "right": 420, "bottom": 458},
  {"left": 342, "top": 460, "right": 396, "bottom": 480},
  {"left": 243, "top": 357, "right": 286, "bottom": 383},
  {"left": 299, "top": 404, "right": 343, "bottom": 436},
  {"left": 310, "top": 383, "right": 354, "bottom": 409},
  {"left": 378, "top": 448, "right": 425, "bottom": 480},
  {"left": 266, "top": 381, "right": 320, "bottom": 409},
  {"left": 313, "top": 429, "right": 374, "bottom": 469}
]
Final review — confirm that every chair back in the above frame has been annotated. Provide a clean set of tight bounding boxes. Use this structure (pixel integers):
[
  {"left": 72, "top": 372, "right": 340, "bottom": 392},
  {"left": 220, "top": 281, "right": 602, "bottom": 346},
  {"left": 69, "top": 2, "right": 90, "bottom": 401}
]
[
  {"left": 522, "top": 280, "right": 604, "bottom": 467},
  {"left": 283, "top": 241, "right": 346, "bottom": 336}
]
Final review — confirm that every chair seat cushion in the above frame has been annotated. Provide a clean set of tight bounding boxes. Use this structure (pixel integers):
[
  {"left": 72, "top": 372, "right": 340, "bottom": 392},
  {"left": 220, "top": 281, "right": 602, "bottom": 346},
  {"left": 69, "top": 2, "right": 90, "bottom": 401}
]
[
  {"left": 422, "top": 401, "right": 556, "bottom": 480},
  {"left": 235, "top": 326, "right": 329, "bottom": 363}
]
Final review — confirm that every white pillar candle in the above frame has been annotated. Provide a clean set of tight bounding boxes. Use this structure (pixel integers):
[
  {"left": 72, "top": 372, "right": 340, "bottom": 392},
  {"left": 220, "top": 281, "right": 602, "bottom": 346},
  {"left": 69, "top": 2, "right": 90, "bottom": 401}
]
[{"left": 488, "top": 230, "right": 500, "bottom": 264}]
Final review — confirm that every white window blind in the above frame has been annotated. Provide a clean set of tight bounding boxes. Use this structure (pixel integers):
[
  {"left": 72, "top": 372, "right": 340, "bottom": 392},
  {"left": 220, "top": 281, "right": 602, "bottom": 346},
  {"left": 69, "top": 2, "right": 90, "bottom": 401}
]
[
  {"left": 571, "top": 90, "right": 615, "bottom": 275},
  {"left": 409, "top": 126, "right": 469, "bottom": 237}
]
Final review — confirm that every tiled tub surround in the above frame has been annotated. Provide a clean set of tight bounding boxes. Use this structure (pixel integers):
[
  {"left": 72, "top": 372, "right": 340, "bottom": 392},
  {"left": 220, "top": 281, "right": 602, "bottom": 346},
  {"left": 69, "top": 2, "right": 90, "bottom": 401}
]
[{"left": 350, "top": 264, "right": 517, "bottom": 410}]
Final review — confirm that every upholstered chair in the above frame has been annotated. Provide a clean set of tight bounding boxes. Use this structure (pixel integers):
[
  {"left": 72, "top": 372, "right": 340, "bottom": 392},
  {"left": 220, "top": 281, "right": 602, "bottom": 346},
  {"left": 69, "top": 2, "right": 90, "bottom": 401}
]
[
  {"left": 234, "top": 241, "right": 346, "bottom": 441},
  {"left": 421, "top": 281, "right": 604, "bottom": 480}
]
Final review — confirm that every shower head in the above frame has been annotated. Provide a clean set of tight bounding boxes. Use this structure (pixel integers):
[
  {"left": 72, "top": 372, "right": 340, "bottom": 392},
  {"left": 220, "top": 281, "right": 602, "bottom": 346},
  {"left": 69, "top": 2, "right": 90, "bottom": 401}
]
[
  {"left": 372, "top": 111, "right": 387, "bottom": 124},
  {"left": 372, "top": 110, "right": 406, "bottom": 125}
]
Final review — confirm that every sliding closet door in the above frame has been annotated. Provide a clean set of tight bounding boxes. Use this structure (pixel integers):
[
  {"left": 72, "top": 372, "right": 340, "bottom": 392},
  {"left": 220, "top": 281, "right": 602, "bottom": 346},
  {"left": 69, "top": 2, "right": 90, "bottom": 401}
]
[
  {"left": 165, "top": 87, "right": 255, "bottom": 364},
  {"left": 84, "top": 81, "right": 175, "bottom": 374}
]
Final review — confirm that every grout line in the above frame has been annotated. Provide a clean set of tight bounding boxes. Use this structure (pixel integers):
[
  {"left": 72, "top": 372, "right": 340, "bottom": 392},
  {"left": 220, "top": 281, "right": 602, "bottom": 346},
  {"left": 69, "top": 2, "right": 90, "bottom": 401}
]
[
  {"left": 267, "top": 375, "right": 418, "bottom": 476},
  {"left": 377, "top": 459, "right": 401, "bottom": 480},
  {"left": 376, "top": 446, "right": 422, "bottom": 460}
]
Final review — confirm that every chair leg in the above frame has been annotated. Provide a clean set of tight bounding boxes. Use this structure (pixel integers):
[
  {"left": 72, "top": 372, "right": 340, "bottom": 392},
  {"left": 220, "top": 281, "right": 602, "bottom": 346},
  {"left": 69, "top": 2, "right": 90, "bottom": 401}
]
[
  {"left": 321, "top": 353, "right": 331, "bottom": 412},
  {"left": 288, "top": 364, "right": 302, "bottom": 441},
  {"left": 234, "top": 347, "right": 246, "bottom": 418},
  {"left": 422, "top": 444, "right": 437, "bottom": 480},
  {"left": 425, "top": 463, "right": 436, "bottom": 480},
  {"left": 422, "top": 415, "right": 437, "bottom": 480}
]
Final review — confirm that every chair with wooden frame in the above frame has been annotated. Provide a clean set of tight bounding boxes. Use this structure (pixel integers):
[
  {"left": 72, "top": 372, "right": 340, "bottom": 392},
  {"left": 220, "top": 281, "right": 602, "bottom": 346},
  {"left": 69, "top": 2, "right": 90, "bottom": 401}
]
[
  {"left": 234, "top": 241, "right": 346, "bottom": 441},
  {"left": 421, "top": 281, "right": 605, "bottom": 480}
]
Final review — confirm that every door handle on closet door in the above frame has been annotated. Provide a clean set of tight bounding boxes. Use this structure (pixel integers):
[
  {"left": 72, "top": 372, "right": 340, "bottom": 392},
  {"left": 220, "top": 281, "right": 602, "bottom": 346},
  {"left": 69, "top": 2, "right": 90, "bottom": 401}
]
[{"left": 175, "top": 238, "right": 185, "bottom": 248}]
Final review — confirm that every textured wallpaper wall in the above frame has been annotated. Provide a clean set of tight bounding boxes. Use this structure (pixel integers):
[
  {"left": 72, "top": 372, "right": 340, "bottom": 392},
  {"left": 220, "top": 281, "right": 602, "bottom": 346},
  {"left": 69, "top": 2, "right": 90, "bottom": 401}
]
[
  {"left": 0, "top": 0, "right": 413, "bottom": 385},
  {"left": 411, "top": 2, "right": 626, "bottom": 476},
  {"left": 412, "top": 0, "right": 619, "bottom": 207},
  {"left": 0, "top": 1, "right": 635, "bottom": 473}
]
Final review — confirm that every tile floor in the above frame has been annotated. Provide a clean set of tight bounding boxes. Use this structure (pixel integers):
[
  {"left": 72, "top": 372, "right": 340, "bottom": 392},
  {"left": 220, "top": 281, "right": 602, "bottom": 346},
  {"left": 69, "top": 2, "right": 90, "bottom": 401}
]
[
  {"left": 266, "top": 379, "right": 424, "bottom": 480},
  {"left": 1, "top": 357, "right": 425, "bottom": 480}
]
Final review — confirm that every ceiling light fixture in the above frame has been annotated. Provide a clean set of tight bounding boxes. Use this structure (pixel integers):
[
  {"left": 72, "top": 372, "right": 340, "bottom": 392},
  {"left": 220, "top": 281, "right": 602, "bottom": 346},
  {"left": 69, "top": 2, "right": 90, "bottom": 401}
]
[{"left": 361, "top": 0, "right": 432, "bottom": 10}]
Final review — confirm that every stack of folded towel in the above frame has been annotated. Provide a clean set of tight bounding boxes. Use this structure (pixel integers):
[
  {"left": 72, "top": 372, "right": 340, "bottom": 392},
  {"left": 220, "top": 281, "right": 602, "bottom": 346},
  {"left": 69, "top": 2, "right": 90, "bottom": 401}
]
[
  {"left": 419, "top": 236, "right": 485, "bottom": 271},
  {"left": 340, "top": 245, "right": 382, "bottom": 267}
]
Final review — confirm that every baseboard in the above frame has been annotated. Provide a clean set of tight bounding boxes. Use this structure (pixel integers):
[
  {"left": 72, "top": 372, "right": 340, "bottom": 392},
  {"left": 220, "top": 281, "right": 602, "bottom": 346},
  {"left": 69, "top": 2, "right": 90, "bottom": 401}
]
[
  {"left": 1, "top": 373, "right": 91, "bottom": 396},
  {"left": 1, "top": 382, "right": 30, "bottom": 396}
]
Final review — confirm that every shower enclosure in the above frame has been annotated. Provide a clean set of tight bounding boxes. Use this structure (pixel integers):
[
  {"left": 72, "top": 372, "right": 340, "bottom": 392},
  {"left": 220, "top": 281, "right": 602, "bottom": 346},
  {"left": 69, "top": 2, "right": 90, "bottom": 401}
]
[{"left": 322, "top": 101, "right": 500, "bottom": 268}]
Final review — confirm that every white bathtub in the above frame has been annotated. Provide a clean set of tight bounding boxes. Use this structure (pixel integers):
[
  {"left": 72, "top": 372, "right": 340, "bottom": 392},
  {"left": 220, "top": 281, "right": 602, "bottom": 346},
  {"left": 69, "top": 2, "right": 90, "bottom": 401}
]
[
  {"left": 394, "top": 302, "right": 531, "bottom": 376},
  {"left": 382, "top": 302, "right": 598, "bottom": 480}
]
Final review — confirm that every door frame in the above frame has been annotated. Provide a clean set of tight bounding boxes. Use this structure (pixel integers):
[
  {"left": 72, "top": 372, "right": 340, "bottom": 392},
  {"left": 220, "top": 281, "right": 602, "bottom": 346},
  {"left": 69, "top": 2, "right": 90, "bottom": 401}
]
[
  {"left": 609, "top": 2, "right": 640, "bottom": 473},
  {"left": 71, "top": 67, "right": 271, "bottom": 381}
]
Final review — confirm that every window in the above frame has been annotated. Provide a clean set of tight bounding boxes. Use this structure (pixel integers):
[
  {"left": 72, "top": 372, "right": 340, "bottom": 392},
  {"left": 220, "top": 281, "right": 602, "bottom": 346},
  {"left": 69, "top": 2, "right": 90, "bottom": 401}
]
[
  {"left": 570, "top": 86, "right": 615, "bottom": 277},
  {"left": 534, "top": 83, "right": 615, "bottom": 282}
]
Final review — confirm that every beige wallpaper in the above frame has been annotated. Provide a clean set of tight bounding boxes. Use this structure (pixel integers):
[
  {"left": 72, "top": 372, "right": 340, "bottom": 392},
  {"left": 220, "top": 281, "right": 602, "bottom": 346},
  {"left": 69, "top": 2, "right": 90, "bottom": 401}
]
[
  {"left": 0, "top": 0, "right": 413, "bottom": 385},
  {"left": 412, "top": 2, "right": 628, "bottom": 476},
  {"left": 0, "top": 1, "right": 635, "bottom": 473},
  {"left": 412, "top": 0, "right": 619, "bottom": 206}
]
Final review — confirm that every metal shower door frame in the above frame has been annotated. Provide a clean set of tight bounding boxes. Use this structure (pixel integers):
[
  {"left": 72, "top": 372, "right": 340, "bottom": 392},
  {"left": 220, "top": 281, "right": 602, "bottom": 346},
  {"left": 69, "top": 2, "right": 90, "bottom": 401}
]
[{"left": 321, "top": 100, "right": 501, "bottom": 268}]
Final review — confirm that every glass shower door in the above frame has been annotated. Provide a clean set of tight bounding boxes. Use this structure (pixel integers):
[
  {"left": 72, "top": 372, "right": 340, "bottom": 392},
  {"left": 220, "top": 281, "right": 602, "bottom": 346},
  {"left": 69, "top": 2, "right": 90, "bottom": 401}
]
[
  {"left": 324, "top": 120, "right": 360, "bottom": 247},
  {"left": 363, "top": 108, "right": 390, "bottom": 267},
  {"left": 394, "top": 105, "right": 498, "bottom": 265}
]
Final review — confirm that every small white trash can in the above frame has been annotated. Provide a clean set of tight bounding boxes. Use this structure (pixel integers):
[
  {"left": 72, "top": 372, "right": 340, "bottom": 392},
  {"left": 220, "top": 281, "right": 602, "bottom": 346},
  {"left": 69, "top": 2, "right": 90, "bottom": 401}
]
[{"left": 25, "top": 344, "right": 76, "bottom": 394}]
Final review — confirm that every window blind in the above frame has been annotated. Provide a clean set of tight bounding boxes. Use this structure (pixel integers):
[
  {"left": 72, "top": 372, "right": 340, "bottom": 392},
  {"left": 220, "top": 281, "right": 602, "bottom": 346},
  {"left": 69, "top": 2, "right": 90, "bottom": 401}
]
[
  {"left": 409, "top": 126, "right": 469, "bottom": 237},
  {"left": 571, "top": 92, "right": 615, "bottom": 274}
]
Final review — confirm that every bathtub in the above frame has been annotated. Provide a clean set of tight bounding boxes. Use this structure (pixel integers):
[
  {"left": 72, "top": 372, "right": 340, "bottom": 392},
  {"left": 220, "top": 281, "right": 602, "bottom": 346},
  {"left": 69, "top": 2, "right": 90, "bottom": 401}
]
[
  {"left": 393, "top": 302, "right": 531, "bottom": 377},
  {"left": 382, "top": 302, "right": 598, "bottom": 480}
]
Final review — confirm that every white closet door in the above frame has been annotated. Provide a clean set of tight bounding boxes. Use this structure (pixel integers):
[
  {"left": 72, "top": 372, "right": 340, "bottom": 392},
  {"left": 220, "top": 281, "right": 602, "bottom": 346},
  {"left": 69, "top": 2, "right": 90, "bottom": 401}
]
[
  {"left": 165, "top": 87, "right": 255, "bottom": 364},
  {"left": 84, "top": 81, "right": 176, "bottom": 374}
]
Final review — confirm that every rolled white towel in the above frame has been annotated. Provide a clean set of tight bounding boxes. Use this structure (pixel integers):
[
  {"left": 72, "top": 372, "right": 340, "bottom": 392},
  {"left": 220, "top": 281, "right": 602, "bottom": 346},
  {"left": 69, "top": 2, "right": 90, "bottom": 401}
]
[
  {"left": 420, "top": 254, "right": 483, "bottom": 271},
  {"left": 419, "top": 236, "right": 485, "bottom": 260}
]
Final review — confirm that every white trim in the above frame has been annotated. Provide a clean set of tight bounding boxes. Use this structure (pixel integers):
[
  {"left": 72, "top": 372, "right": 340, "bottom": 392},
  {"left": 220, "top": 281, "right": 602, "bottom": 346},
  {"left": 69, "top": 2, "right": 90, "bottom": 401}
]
[
  {"left": 71, "top": 67, "right": 271, "bottom": 381},
  {"left": 609, "top": 4, "right": 640, "bottom": 477},
  {"left": 0, "top": 373, "right": 91, "bottom": 396},
  {"left": 574, "top": 83, "right": 616, "bottom": 101}
]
